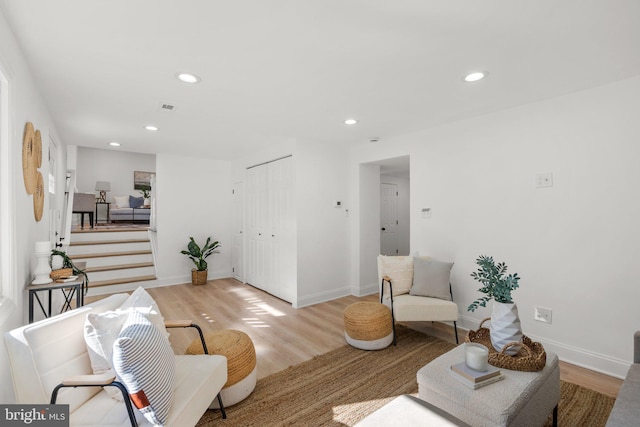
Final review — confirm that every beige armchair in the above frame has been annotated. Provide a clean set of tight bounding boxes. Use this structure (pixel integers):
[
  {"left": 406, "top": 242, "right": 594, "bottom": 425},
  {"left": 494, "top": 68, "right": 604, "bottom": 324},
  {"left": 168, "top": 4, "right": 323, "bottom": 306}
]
[
  {"left": 72, "top": 192, "right": 95, "bottom": 228},
  {"left": 378, "top": 255, "right": 459, "bottom": 344}
]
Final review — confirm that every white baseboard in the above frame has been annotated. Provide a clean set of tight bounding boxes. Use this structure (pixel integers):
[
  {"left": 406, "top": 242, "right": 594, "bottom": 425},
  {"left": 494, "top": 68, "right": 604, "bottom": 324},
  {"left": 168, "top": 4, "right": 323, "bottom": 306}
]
[
  {"left": 355, "top": 282, "right": 378, "bottom": 297},
  {"left": 296, "top": 286, "right": 351, "bottom": 308},
  {"left": 458, "top": 314, "right": 629, "bottom": 379}
]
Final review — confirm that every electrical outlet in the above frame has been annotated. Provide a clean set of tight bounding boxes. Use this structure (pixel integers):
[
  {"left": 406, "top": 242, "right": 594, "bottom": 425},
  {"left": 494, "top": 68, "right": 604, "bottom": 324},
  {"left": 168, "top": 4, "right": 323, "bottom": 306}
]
[
  {"left": 534, "top": 307, "right": 552, "bottom": 324},
  {"left": 536, "top": 173, "right": 553, "bottom": 188}
]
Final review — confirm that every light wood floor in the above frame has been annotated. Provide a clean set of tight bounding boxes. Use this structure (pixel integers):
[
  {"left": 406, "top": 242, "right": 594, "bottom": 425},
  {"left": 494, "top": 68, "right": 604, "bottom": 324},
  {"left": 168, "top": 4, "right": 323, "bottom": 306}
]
[{"left": 114, "top": 278, "right": 622, "bottom": 398}]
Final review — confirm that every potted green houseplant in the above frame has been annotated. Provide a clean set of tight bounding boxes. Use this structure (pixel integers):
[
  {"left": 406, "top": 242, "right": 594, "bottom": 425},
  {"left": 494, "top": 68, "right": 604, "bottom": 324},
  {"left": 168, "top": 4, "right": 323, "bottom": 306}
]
[
  {"left": 139, "top": 188, "right": 151, "bottom": 207},
  {"left": 467, "top": 255, "right": 522, "bottom": 355},
  {"left": 50, "top": 248, "right": 90, "bottom": 293},
  {"left": 180, "top": 237, "right": 221, "bottom": 285}
]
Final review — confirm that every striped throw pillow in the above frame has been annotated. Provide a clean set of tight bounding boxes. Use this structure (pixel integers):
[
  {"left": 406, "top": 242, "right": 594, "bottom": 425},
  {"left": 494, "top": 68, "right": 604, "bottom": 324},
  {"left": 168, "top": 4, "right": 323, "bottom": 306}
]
[{"left": 113, "top": 309, "right": 175, "bottom": 426}]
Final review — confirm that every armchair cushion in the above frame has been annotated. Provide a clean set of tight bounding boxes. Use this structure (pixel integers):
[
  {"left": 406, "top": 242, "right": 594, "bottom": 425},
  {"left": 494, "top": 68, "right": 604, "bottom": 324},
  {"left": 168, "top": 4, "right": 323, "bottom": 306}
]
[
  {"left": 410, "top": 257, "right": 454, "bottom": 300},
  {"left": 378, "top": 255, "right": 414, "bottom": 296},
  {"left": 113, "top": 309, "right": 175, "bottom": 426}
]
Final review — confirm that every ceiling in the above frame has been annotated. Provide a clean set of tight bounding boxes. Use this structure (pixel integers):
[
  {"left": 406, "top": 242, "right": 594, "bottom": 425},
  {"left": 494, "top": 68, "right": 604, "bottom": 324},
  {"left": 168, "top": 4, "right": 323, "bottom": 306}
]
[{"left": 2, "top": 1, "right": 639, "bottom": 160}]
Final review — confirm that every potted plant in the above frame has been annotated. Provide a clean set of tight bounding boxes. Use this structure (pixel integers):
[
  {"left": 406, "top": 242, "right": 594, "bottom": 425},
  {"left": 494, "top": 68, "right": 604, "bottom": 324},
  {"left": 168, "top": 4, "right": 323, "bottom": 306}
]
[
  {"left": 467, "top": 255, "right": 522, "bottom": 355},
  {"left": 139, "top": 188, "right": 151, "bottom": 207},
  {"left": 50, "top": 248, "right": 90, "bottom": 292},
  {"left": 180, "top": 237, "right": 221, "bottom": 285}
]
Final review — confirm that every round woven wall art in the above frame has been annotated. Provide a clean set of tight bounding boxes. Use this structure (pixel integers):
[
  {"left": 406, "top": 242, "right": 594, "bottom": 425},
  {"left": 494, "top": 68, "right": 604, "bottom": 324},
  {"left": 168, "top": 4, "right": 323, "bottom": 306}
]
[
  {"left": 22, "top": 122, "right": 37, "bottom": 194},
  {"left": 33, "top": 171, "right": 45, "bottom": 222},
  {"left": 34, "top": 129, "right": 43, "bottom": 168}
]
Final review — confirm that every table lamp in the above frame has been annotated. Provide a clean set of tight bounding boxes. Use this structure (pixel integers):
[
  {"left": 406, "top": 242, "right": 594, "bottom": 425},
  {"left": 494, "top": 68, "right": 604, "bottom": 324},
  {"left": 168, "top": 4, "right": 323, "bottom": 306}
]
[{"left": 95, "top": 181, "right": 111, "bottom": 203}]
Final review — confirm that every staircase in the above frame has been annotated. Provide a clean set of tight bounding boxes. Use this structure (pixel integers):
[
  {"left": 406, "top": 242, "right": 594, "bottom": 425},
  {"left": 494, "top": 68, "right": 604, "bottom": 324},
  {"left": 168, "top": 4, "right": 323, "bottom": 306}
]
[{"left": 67, "top": 228, "right": 157, "bottom": 295}]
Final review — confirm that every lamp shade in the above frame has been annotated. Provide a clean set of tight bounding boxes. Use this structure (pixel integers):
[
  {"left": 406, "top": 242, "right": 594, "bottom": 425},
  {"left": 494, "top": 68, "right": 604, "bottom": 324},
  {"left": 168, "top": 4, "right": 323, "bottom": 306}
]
[{"left": 95, "top": 181, "right": 111, "bottom": 191}]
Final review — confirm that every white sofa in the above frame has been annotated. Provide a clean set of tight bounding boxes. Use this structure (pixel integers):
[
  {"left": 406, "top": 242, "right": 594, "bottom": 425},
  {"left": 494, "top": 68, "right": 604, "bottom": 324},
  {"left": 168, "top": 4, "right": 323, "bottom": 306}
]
[{"left": 4, "top": 293, "right": 227, "bottom": 426}]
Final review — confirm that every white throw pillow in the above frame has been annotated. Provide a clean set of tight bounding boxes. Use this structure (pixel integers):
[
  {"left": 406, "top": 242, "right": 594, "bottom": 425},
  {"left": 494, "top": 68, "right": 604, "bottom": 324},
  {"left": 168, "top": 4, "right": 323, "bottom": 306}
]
[
  {"left": 409, "top": 257, "right": 454, "bottom": 300},
  {"left": 119, "top": 287, "right": 168, "bottom": 341},
  {"left": 84, "top": 310, "right": 130, "bottom": 400},
  {"left": 113, "top": 309, "right": 175, "bottom": 426},
  {"left": 113, "top": 195, "right": 130, "bottom": 208},
  {"left": 379, "top": 255, "right": 414, "bottom": 296}
]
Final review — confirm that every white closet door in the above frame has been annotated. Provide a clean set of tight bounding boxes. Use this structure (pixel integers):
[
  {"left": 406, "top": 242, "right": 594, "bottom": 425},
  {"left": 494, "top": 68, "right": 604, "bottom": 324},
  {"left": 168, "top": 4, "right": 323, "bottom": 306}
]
[
  {"left": 232, "top": 182, "right": 244, "bottom": 282},
  {"left": 245, "top": 156, "right": 295, "bottom": 303}
]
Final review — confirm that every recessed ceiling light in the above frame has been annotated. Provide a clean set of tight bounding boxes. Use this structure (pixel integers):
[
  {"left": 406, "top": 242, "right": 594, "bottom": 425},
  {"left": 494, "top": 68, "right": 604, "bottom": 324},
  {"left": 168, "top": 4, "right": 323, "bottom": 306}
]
[
  {"left": 345, "top": 119, "right": 358, "bottom": 125},
  {"left": 145, "top": 125, "right": 159, "bottom": 131},
  {"left": 109, "top": 142, "right": 121, "bottom": 147},
  {"left": 176, "top": 73, "right": 201, "bottom": 83},
  {"left": 464, "top": 72, "right": 487, "bottom": 82}
]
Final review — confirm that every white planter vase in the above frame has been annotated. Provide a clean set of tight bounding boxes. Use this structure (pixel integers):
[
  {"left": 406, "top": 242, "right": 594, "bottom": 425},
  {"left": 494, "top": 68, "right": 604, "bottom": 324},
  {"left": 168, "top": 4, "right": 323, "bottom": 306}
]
[
  {"left": 490, "top": 302, "right": 522, "bottom": 355},
  {"left": 51, "top": 254, "right": 64, "bottom": 270}
]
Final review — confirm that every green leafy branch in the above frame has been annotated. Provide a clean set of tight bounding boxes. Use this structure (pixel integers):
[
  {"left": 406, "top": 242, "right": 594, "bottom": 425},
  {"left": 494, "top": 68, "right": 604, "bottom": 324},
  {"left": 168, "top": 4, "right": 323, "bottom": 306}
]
[
  {"left": 180, "top": 237, "right": 221, "bottom": 271},
  {"left": 467, "top": 255, "right": 520, "bottom": 312}
]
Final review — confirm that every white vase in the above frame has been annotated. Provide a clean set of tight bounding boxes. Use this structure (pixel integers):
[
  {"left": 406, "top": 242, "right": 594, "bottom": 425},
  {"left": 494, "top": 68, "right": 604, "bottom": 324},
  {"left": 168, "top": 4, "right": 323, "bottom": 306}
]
[
  {"left": 51, "top": 254, "right": 64, "bottom": 270},
  {"left": 490, "top": 302, "right": 522, "bottom": 355}
]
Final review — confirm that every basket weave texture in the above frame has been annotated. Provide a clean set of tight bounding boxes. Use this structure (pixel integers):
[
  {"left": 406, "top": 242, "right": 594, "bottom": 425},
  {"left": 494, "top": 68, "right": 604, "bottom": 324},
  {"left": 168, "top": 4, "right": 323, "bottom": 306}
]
[
  {"left": 50, "top": 268, "right": 73, "bottom": 280},
  {"left": 466, "top": 318, "right": 546, "bottom": 372},
  {"left": 343, "top": 302, "right": 392, "bottom": 341},
  {"left": 186, "top": 329, "right": 256, "bottom": 388}
]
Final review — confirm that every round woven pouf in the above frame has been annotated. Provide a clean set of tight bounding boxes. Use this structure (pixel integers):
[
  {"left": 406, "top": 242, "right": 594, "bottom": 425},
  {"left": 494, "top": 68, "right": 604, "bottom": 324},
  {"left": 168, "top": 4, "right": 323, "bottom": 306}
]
[
  {"left": 186, "top": 329, "right": 257, "bottom": 407},
  {"left": 343, "top": 301, "right": 393, "bottom": 350}
]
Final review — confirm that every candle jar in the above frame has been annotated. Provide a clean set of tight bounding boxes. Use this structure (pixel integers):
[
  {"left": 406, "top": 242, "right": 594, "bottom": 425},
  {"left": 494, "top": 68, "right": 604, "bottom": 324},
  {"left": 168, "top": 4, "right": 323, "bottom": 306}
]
[{"left": 465, "top": 342, "right": 489, "bottom": 372}]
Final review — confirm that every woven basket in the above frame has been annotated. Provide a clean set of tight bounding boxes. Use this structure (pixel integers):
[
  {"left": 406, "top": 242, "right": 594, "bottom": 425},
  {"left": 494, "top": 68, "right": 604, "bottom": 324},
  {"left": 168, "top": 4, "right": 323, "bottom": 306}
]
[
  {"left": 50, "top": 268, "right": 73, "bottom": 280},
  {"left": 186, "top": 329, "right": 256, "bottom": 388},
  {"left": 343, "top": 302, "right": 392, "bottom": 341},
  {"left": 466, "top": 318, "right": 546, "bottom": 372}
]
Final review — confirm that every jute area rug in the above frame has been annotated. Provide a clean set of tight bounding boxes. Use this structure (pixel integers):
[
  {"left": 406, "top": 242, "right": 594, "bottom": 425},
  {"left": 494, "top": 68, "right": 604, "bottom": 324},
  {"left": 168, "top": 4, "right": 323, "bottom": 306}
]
[{"left": 197, "top": 326, "right": 615, "bottom": 427}]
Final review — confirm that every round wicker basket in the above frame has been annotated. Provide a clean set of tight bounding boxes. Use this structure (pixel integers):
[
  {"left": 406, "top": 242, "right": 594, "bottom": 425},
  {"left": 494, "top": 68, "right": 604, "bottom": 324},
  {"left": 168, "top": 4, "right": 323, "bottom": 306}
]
[
  {"left": 343, "top": 301, "right": 392, "bottom": 341},
  {"left": 466, "top": 318, "right": 546, "bottom": 372},
  {"left": 50, "top": 268, "right": 73, "bottom": 280}
]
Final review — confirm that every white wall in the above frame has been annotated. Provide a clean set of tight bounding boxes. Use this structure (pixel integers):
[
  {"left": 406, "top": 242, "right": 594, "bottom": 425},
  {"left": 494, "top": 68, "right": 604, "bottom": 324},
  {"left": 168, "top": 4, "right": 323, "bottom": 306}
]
[
  {"left": 76, "top": 146, "right": 155, "bottom": 200},
  {"left": 295, "top": 140, "right": 351, "bottom": 307},
  {"left": 380, "top": 175, "right": 410, "bottom": 256},
  {"left": 350, "top": 75, "right": 640, "bottom": 378},
  {"left": 0, "top": 8, "right": 68, "bottom": 403},
  {"left": 155, "top": 153, "right": 232, "bottom": 284}
]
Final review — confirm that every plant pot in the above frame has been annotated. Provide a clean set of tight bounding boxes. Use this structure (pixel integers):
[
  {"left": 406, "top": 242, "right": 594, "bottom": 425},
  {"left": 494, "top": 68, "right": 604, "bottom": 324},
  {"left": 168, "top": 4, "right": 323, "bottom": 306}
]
[
  {"left": 490, "top": 302, "right": 523, "bottom": 355},
  {"left": 50, "top": 254, "right": 64, "bottom": 270},
  {"left": 191, "top": 269, "right": 208, "bottom": 286}
]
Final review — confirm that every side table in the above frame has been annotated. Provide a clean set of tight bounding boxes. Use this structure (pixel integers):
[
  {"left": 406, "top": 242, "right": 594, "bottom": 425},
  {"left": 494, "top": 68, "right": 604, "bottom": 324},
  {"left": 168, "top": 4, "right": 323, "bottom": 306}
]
[
  {"left": 95, "top": 201, "right": 111, "bottom": 225},
  {"left": 27, "top": 277, "right": 85, "bottom": 323}
]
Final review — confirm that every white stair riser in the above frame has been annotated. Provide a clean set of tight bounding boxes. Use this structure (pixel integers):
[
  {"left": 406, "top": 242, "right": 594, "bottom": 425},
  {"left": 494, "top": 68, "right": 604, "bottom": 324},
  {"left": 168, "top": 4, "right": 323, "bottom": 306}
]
[
  {"left": 70, "top": 230, "right": 149, "bottom": 242},
  {"left": 68, "top": 242, "right": 150, "bottom": 256},
  {"left": 74, "top": 253, "right": 153, "bottom": 268},
  {"left": 87, "top": 266, "right": 156, "bottom": 282}
]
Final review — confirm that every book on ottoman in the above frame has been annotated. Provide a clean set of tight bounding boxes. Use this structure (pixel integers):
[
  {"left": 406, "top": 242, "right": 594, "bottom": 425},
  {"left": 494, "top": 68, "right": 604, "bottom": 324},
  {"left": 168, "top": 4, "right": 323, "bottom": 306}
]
[{"left": 450, "top": 362, "right": 504, "bottom": 389}]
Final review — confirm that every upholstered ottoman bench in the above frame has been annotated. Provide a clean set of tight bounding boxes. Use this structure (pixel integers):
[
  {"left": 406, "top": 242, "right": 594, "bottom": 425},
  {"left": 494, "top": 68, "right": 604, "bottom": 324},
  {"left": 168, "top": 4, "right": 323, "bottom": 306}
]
[
  {"left": 186, "top": 329, "right": 257, "bottom": 407},
  {"left": 355, "top": 394, "right": 470, "bottom": 426},
  {"left": 344, "top": 301, "right": 393, "bottom": 350},
  {"left": 417, "top": 345, "right": 560, "bottom": 427}
]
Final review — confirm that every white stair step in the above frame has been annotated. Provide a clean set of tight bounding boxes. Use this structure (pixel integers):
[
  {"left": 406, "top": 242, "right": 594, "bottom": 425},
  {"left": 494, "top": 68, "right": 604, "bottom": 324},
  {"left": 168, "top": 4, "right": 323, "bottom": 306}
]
[
  {"left": 75, "top": 252, "right": 153, "bottom": 268},
  {"left": 87, "top": 265, "right": 156, "bottom": 282},
  {"left": 71, "top": 238, "right": 149, "bottom": 246},
  {"left": 67, "top": 241, "right": 151, "bottom": 256},
  {"left": 90, "top": 275, "right": 157, "bottom": 288},
  {"left": 70, "top": 230, "right": 149, "bottom": 242}
]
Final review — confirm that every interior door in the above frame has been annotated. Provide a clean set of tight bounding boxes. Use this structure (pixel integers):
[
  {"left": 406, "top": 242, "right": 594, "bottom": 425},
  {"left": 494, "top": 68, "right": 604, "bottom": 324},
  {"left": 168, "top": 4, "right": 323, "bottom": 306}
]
[{"left": 380, "top": 183, "right": 398, "bottom": 256}]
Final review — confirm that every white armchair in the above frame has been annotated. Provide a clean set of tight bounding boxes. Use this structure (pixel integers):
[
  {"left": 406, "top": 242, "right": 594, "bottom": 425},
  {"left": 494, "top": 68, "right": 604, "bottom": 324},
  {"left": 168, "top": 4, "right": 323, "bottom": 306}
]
[{"left": 377, "top": 255, "right": 459, "bottom": 344}]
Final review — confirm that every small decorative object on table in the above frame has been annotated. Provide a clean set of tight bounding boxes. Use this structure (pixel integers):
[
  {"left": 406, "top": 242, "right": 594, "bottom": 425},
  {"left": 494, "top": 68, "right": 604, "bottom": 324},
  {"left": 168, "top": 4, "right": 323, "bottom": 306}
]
[
  {"left": 180, "top": 237, "right": 221, "bottom": 285},
  {"left": 467, "top": 255, "right": 522, "bottom": 355},
  {"left": 466, "top": 318, "right": 547, "bottom": 372},
  {"left": 50, "top": 249, "right": 89, "bottom": 291},
  {"left": 464, "top": 342, "right": 489, "bottom": 371},
  {"left": 449, "top": 361, "right": 504, "bottom": 389},
  {"left": 33, "top": 241, "right": 53, "bottom": 284}
]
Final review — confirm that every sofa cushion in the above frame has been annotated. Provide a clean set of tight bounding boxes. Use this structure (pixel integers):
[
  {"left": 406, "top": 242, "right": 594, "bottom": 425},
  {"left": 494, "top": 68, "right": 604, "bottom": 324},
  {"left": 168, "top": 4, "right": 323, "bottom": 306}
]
[
  {"left": 118, "top": 287, "right": 168, "bottom": 341},
  {"left": 379, "top": 255, "right": 414, "bottom": 296},
  {"left": 410, "top": 257, "right": 454, "bottom": 300},
  {"left": 113, "top": 309, "right": 175, "bottom": 426},
  {"left": 113, "top": 195, "right": 130, "bottom": 208},
  {"left": 129, "top": 195, "right": 144, "bottom": 208}
]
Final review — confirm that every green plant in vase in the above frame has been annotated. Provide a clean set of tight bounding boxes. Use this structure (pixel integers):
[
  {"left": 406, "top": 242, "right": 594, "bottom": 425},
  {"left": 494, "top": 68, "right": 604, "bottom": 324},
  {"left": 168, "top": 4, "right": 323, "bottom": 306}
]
[
  {"left": 50, "top": 249, "right": 90, "bottom": 293},
  {"left": 467, "top": 255, "right": 522, "bottom": 355}
]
